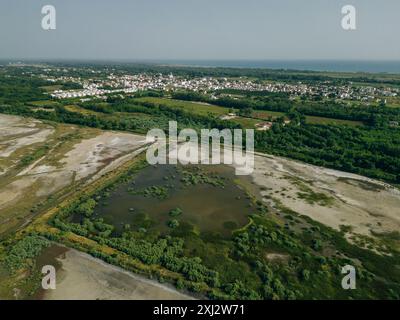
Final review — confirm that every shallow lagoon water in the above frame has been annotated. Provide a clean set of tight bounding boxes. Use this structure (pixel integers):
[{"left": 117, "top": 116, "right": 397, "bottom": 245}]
[{"left": 93, "top": 164, "right": 253, "bottom": 237}]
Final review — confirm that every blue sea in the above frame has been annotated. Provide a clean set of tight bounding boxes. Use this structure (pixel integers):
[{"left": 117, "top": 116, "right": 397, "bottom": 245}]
[{"left": 151, "top": 60, "right": 400, "bottom": 74}]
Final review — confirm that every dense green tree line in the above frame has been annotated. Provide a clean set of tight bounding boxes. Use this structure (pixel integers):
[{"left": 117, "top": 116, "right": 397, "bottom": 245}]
[
  {"left": 0, "top": 76, "right": 49, "bottom": 104},
  {"left": 255, "top": 122, "right": 400, "bottom": 183}
]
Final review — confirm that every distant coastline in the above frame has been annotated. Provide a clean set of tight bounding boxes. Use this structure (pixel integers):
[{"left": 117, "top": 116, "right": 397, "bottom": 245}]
[
  {"left": 152, "top": 60, "right": 400, "bottom": 74},
  {"left": 3, "top": 59, "right": 400, "bottom": 74}
]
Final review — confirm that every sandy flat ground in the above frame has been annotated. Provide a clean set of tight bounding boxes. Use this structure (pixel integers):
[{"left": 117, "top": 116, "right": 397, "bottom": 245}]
[
  {"left": 0, "top": 114, "right": 54, "bottom": 158},
  {"left": 61, "top": 131, "right": 147, "bottom": 181},
  {"left": 41, "top": 248, "right": 194, "bottom": 300},
  {"left": 247, "top": 153, "right": 400, "bottom": 236},
  {"left": 0, "top": 128, "right": 54, "bottom": 158},
  {"left": 0, "top": 114, "right": 148, "bottom": 235}
]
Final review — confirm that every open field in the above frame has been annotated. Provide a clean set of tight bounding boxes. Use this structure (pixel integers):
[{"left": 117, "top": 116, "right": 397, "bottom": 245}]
[
  {"left": 64, "top": 104, "right": 99, "bottom": 115},
  {"left": 230, "top": 117, "right": 260, "bottom": 128},
  {"left": 304, "top": 116, "right": 363, "bottom": 126},
  {"left": 27, "top": 100, "right": 60, "bottom": 108},
  {"left": 134, "top": 97, "right": 229, "bottom": 116},
  {"left": 0, "top": 114, "right": 148, "bottom": 237},
  {"left": 385, "top": 96, "right": 400, "bottom": 108},
  {"left": 252, "top": 110, "right": 286, "bottom": 120},
  {"left": 245, "top": 111, "right": 363, "bottom": 126},
  {"left": 39, "top": 85, "right": 63, "bottom": 92}
]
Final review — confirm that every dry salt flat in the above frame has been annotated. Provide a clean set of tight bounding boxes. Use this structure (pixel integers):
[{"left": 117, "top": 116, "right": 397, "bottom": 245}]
[{"left": 0, "top": 114, "right": 149, "bottom": 235}]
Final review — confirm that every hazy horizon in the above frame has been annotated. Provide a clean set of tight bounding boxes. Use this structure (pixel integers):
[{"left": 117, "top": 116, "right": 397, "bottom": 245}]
[
  {"left": 0, "top": 0, "right": 399, "bottom": 62},
  {"left": 3, "top": 58, "right": 400, "bottom": 74}
]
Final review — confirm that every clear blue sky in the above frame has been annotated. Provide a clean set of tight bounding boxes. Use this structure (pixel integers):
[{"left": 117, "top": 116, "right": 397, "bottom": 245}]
[{"left": 0, "top": 0, "right": 399, "bottom": 60}]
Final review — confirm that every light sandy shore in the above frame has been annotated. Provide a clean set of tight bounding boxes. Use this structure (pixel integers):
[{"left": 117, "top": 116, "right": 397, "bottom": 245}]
[
  {"left": 248, "top": 153, "right": 400, "bottom": 236},
  {"left": 41, "top": 248, "right": 194, "bottom": 300}
]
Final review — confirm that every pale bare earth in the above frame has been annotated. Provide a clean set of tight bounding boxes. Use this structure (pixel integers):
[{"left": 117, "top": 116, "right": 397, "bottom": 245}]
[
  {"left": 61, "top": 132, "right": 148, "bottom": 181},
  {"left": 0, "top": 114, "right": 54, "bottom": 174},
  {"left": 42, "top": 249, "right": 194, "bottom": 300},
  {"left": 0, "top": 114, "right": 148, "bottom": 235},
  {"left": 248, "top": 153, "right": 400, "bottom": 237},
  {"left": 0, "top": 128, "right": 54, "bottom": 158}
]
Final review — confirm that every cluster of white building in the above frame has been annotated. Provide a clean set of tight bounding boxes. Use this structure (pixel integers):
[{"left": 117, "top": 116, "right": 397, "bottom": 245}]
[
  {"left": 51, "top": 87, "right": 137, "bottom": 99},
  {"left": 41, "top": 70, "right": 399, "bottom": 103}
]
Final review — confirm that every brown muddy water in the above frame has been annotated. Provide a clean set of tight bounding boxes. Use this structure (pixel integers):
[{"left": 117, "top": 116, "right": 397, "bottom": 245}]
[{"left": 91, "top": 164, "right": 254, "bottom": 237}]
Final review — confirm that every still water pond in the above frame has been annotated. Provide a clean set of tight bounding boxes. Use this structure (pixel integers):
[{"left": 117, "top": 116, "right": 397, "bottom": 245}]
[{"left": 93, "top": 164, "right": 253, "bottom": 237}]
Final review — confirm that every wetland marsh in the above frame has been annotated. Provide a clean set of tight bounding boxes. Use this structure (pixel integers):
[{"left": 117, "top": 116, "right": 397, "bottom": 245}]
[{"left": 77, "top": 164, "right": 253, "bottom": 238}]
